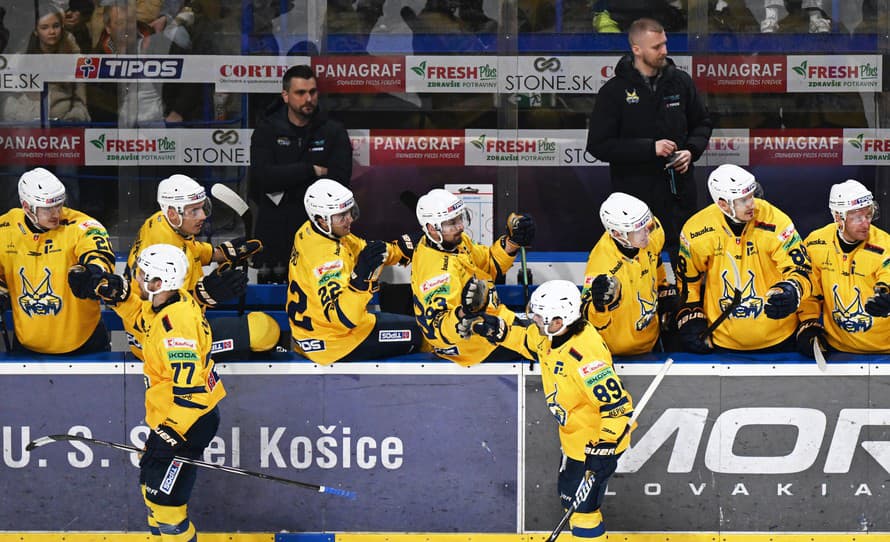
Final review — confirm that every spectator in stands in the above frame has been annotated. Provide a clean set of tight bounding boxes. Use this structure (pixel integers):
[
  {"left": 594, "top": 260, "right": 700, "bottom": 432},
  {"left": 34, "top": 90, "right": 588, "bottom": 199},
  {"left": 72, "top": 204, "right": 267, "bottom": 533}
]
[
  {"left": 796, "top": 180, "right": 890, "bottom": 358},
  {"left": 581, "top": 193, "right": 679, "bottom": 355},
  {"left": 249, "top": 64, "right": 353, "bottom": 284},
  {"left": 289, "top": 179, "right": 420, "bottom": 363},
  {"left": 0, "top": 168, "right": 114, "bottom": 354},
  {"left": 88, "top": 0, "right": 201, "bottom": 126},
  {"left": 410, "top": 188, "right": 535, "bottom": 365},
  {"left": 675, "top": 164, "right": 812, "bottom": 354},
  {"left": 0, "top": 3, "right": 90, "bottom": 205},
  {"left": 64, "top": 0, "right": 96, "bottom": 52},
  {"left": 587, "top": 17, "right": 712, "bottom": 272}
]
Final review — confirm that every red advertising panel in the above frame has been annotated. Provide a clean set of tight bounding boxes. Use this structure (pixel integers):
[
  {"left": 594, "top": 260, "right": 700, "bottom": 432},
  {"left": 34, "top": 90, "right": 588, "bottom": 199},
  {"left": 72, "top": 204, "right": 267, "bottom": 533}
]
[
  {"left": 369, "top": 129, "right": 465, "bottom": 165},
  {"left": 749, "top": 129, "right": 843, "bottom": 165},
  {"left": 312, "top": 56, "right": 406, "bottom": 94},
  {"left": 693, "top": 55, "right": 786, "bottom": 93},
  {"left": 0, "top": 128, "right": 84, "bottom": 165}
]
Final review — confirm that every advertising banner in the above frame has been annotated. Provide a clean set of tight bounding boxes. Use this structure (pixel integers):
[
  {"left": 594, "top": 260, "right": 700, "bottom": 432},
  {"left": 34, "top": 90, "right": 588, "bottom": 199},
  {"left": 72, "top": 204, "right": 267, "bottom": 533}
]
[
  {"left": 702, "top": 128, "right": 749, "bottom": 166},
  {"left": 749, "top": 128, "right": 843, "bottom": 165},
  {"left": 692, "top": 55, "right": 786, "bottom": 93},
  {"left": 842, "top": 128, "right": 890, "bottom": 165},
  {"left": 367, "top": 129, "right": 465, "bottom": 165},
  {"left": 525, "top": 366, "right": 890, "bottom": 533},
  {"left": 786, "top": 55, "right": 882, "bottom": 93},
  {"left": 404, "top": 56, "right": 499, "bottom": 93},
  {"left": 1, "top": 370, "right": 519, "bottom": 532},
  {"left": 0, "top": 128, "right": 84, "bottom": 165},
  {"left": 83, "top": 129, "right": 252, "bottom": 166},
  {"left": 464, "top": 129, "right": 602, "bottom": 167},
  {"left": 313, "top": 56, "right": 406, "bottom": 94}
]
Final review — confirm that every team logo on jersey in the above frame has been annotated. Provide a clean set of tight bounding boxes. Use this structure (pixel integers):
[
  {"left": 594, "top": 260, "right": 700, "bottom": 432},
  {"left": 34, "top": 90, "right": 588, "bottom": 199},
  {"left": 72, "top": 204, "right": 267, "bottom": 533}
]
[
  {"left": 18, "top": 267, "right": 61, "bottom": 316},
  {"left": 546, "top": 388, "right": 567, "bottom": 426},
  {"left": 160, "top": 460, "right": 183, "bottom": 495},
  {"left": 720, "top": 269, "right": 763, "bottom": 319},
  {"left": 625, "top": 88, "right": 639, "bottom": 104},
  {"left": 379, "top": 330, "right": 412, "bottom": 342},
  {"left": 635, "top": 292, "right": 657, "bottom": 331},
  {"left": 831, "top": 285, "right": 872, "bottom": 333}
]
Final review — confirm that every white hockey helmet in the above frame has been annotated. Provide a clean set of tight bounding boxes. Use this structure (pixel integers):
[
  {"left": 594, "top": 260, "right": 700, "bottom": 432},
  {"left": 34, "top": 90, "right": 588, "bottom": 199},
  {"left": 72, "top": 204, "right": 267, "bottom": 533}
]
[
  {"left": 19, "top": 167, "right": 66, "bottom": 209},
  {"left": 157, "top": 174, "right": 211, "bottom": 217},
  {"left": 527, "top": 279, "right": 582, "bottom": 338},
  {"left": 304, "top": 178, "right": 359, "bottom": 237},
  {"left": 599, "top": 192, "right": 652, "bottom": 248},
  {"left": 707, "top": 164, "right": 758, "bottom": 220},
  {"left": 416, "top": 188, "right": 470, "bottom": 249},
  {"left": 135, "top": 243, "right": 189, "bottom": 302},
  {"left": 829, "top": 179, "right": 875, "bottom": 219}
]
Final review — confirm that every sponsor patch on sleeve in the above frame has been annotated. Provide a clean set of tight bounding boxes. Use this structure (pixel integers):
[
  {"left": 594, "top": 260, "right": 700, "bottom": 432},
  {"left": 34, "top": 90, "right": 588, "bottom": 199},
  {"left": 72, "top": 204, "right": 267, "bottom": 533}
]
[
  {"left": 166, "top": 349, "right": 199, "bottom": 362},
  {"left": 421, "top": 273, "right": 451, "bottom": 294},
  {"left": 777, "top": 224, "right": 796, "bottom": 242},
  {"left": 313, "top": 260, "right": 344, "bottom": 281},
  {"left": 78, "top": 219, "right": 104, "bottom": 231},
  {"left": 578, "top": 360, "right": 607, "bottom": 377},
  {"left": 379, "top": 330, "right": 412, "bottom": 342},
  {"left": 160, "top": 460, "right": 183, "bottom": 495},
  {"left": 164, "top": 337, "right": 197, "bottom": 350},
  {"left": 211, "top": 339, "right": 234, "bottom": 353}
]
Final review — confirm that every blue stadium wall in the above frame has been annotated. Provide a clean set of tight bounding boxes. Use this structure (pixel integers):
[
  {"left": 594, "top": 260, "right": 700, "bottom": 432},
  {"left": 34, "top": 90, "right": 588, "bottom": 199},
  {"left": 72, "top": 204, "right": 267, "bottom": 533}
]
[{"left": 2, "top": 351, "right": 890, "bottom": 541}]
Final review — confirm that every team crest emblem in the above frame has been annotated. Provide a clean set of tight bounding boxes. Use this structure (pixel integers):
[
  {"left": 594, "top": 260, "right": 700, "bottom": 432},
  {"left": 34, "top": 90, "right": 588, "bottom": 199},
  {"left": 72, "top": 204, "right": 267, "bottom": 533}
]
[
  {"left": 625, "top": 89, "right": 639, "bottom": 104},
  {"left": 635, "top": 292, "right": 657, "bottom": 331},
  {"left": 546, "top": 388, "right": 567, "bottom": 426},
  {"left": 831, "top": 285, "right": 871, "bottom": 333},
  {"left": 19, "top": 267, "right": 62, "bottom": 316},
  {"left": 720, "top": 269, "right": 763, "bottom": 318}
]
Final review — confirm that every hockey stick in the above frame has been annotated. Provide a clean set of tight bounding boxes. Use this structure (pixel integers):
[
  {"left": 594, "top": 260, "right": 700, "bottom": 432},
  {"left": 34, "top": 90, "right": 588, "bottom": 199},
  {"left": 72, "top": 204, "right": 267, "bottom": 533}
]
[
  {"left": 699, "top": 252, "right": 742, "bottom": 341},
  {"left": 210, "top": 183, "right": 253, "bottom": 316},
  {"left": 813, "top": 336, "right": 827, "bottom": 371},
  {"left": 26, "top": 434, "right": 357, "bottom": 499},
  {"left": 546, "top": 357, "right": 674, "bottom": 542}
]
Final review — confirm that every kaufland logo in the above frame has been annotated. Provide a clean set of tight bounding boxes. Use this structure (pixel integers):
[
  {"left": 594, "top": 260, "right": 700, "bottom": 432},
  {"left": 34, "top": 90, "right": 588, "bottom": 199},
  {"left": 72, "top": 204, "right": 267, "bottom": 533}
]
[
  {"left": 793, "top": 60, "right": 879, "bottom": 88},
  {"left": 471, "top": 134, "right": 557, "bottom": 162},
  {"left": 76, "top": 57, "right": 183, "bottom": 79}
]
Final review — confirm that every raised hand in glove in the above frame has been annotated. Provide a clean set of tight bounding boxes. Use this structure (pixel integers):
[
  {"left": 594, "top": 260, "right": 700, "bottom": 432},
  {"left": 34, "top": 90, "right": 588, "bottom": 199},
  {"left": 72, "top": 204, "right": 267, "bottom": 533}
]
[
  {"left": 195, "top": 268, "right": 248, "bottom": 306},
  {"left": 68, "top": 263, "right": 106, "bottom": 299},
  {"left": 589, "top": 274, "right": 621, "bottom": 311},
  {"left": 350, "top": 240, "right": 387, "bottom": 292},
  {"left": 764, "top": 280, "right": 801, "bottom": 319},
  {"left": 796, "top": 318, "right": 826, "bottom": 359},
  {"left": 94, "top": 272, "right": 130, "bottom": 305},
  {"left": 865, "top": 282, "right": 890, "bottom": 317},
  {"left": 472, "top": 313, "right": 508, "bottom": 344},
  {"left": 675, "top": 304, "right": 713, "bottom": 353},
  {"left": 216, "top": 237, "right": 263, "bottom": 266},
  {"left": 507, "top": 212, "right": 535, "bottom": 247},
  {"left": 460, "top": 277, "right": 490, "bottom": 318},
  {"left": 393, "top": 234, "right": 416, "bottom": 266}
]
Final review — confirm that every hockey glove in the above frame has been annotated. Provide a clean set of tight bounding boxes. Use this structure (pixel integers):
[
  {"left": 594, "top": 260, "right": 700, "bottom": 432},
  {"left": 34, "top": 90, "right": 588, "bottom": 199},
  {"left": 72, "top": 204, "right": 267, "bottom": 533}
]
[
  {"left": 795, "top": 318, "right": 826, "bottom": 359},
  {"left": 657, "top": 283, "right": 680, "bottom": 331},
  {"left": 675, "top": 304, "right": 713, "bottom": 353},
  {"left": 584, "top": 441, "right": 620, "bottom": 479},
  {"left": 67, "top": 263, "right": 106, "bottom": 299},
  {"left": 350, "top": 240, "right": 387, "bottom": 292},
  {"left": 589, "top": 274, "right": 621, "bottom": 311},
  {"left": 393, "top": 233, "right": 416, "bottom": 266},
  {"left": 195, "top": 268, "right": 248, "bottom": 306},
  {"left": 507, "top": 212, "right": 536, "bottom": 247},
  {"left": 764, "top": 280, "right": 801, "bottom": 319},
  {"left": 94, "top": 272, "right": 130, "bottom": 305},
  {"left": 865, "top": 282, "right": 890, "bottom": 317},
  {"left": 217, "top": 237, "right": 263, "bottom": 267},
  {"left": 141, "top": 424, "right": 186, "bottom": 465},
  {"left": 472, "top": 313, "right": 508, "bottom": 344},
  {"left": 460, "top": 277, "right": 490, "bottom": 317}
]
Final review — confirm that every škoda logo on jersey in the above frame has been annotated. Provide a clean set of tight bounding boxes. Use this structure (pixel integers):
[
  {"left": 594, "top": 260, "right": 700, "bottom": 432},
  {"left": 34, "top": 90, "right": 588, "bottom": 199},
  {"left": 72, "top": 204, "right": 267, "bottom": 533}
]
[{"left": 75, "top": 57, "right": 183, "bottom": 79}]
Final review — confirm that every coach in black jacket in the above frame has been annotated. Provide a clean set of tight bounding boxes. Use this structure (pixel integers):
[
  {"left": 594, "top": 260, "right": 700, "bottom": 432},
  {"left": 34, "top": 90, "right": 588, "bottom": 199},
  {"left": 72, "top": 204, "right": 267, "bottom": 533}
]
[
  {"left": 587, "top": 17, "right": 711, "bottom": 268},
  {"left": 249, "top": 64, "right": 353, "bottom": 283}
]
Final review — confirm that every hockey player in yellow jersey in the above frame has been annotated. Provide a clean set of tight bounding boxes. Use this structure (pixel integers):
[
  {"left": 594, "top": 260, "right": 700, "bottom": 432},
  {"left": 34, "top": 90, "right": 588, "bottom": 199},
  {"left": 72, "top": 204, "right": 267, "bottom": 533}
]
[
  {"left": 134, "top": 243, "right": 225, "bottom": 542},
  {"left": 581, "top": 193, "right": 678, "bottom": 355},
  {"left": 0, "top": 168, "right": 115, "bottom": 354},
  {"left": 472, "top": 280, "right": 634, "bottom": 540},
  {"left": 410, "top": 188, "right": 535, "bottom": 365},
  {"left": 676, "top": 164, "right": 812, "bottom": 352},
  {"left": 797, "top": 180, "right": 890, "bottom": 356},
  {"left": 288, "top": 179, "right": 420, "bottom": 363},
  {"left": 121, "top": 174, "right": 278, "bottom": 359}
]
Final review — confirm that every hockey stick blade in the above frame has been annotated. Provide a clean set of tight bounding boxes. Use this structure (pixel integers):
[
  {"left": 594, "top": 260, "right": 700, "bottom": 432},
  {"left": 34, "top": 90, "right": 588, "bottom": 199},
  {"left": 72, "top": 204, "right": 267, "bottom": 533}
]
[
  {"left": 27, "top": 434, "right": 357, "bottom": 499},
  {"left": 813, "top": 337, "right": 827, "bottom": 372},
  {"left": 211, "top": 183, "right": 249, "bottom": 217},
  {"left": 546, "top": 357, "right": 674, "bottom": 541}
]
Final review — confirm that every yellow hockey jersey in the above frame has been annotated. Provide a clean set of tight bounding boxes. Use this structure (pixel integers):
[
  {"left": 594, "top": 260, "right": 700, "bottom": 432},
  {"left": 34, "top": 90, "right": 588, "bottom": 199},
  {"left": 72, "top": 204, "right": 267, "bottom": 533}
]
[
  {"left": 800, "top": 224, "right": 890, "bottom": 354},
  {"left": 411, "top": 234, "right": 526, "bottom": 366},
  {"left": 288, "top": 221, "right": 406, "bottom": 364},
  {"left": 679, "top": 200, "right": 812, "bottom": 350},
  {"left": 141, "top": 291, "right": 226, "bottom": 434},
  {"left": 0, "top": 207, "right": 114, "bottom": 353},
  {"left": 127, "top": 211, "right": 214, "bottom": 299},
  {"left": 519, "top": 322, "right": 634, "bottom": 461},
  {"left": 111, "top": 290, "right": 150, "bottom": 359},
  {"left": 581, "top": 218, "right": 667, "bottom": 355}
]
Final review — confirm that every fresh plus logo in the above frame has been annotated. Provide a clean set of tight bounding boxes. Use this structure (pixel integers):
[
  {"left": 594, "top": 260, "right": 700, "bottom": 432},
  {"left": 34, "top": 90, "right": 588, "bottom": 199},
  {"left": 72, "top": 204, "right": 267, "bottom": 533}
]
[{"left": 76, "top": 57, "right": 100, "bottom": 79}]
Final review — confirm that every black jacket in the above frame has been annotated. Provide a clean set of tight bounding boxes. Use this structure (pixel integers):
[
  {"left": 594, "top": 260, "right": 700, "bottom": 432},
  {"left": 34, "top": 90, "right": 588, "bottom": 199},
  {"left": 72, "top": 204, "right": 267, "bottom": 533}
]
[
  {"left": 586, "top": 54, "right": 712, "bottom": 189},
  {"left": 249, "top": 100, "right": 352, "bottom": 203}
]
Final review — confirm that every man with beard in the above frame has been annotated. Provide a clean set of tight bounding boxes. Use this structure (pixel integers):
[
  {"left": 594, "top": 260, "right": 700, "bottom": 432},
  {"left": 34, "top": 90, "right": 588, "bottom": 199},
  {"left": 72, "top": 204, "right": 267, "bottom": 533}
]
[
  {"left": 586, "top": 17, "right": 712, "bottom": 271},
  {"left": 249, "top": 64, "right": 353, "bottom": 284}
]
